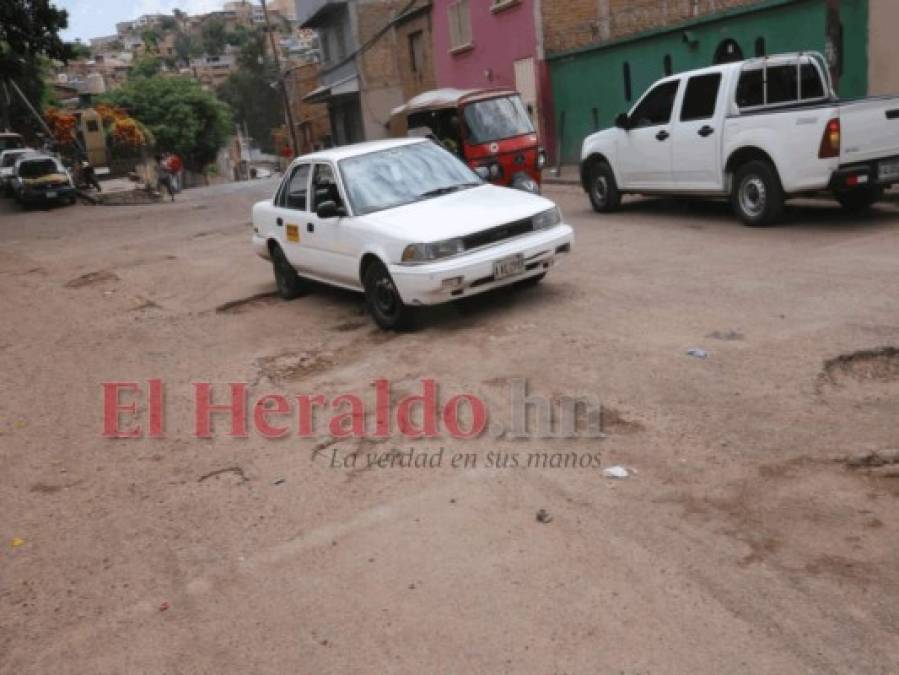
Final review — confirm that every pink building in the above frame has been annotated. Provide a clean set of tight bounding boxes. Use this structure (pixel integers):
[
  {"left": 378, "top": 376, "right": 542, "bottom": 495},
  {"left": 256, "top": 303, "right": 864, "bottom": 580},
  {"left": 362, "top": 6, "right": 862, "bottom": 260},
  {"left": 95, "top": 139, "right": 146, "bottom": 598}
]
[{"left": 431, "top": 0, "right": 555, "bottom": 159}]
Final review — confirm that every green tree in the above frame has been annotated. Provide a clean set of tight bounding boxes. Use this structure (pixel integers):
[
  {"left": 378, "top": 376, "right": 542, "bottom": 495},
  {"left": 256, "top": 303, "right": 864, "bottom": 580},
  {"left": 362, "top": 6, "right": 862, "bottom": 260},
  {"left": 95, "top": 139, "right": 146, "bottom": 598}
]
[
  {"left": 216, "top": 30, "right": 280, "bottom": 153},
  {"left": 103, "top": 76, "right": 232, "bottom": 171},
  {"left": 174, "top": 33, "right": 202, "bottom": 65},
  {"left": 130, "top": 56, "right": 163, "bottom": 78},
  {"left": 141, "top": 28, "right": 160, "bottom": 54},
  {"left": 0, "top": 0, "right": 73, "bottom": 133},
  {"left": 69, "top": 41, "right": 92, "bottom": 60},
  {"left": 201, "top": 16, "right": 227, "bottom": 57}
]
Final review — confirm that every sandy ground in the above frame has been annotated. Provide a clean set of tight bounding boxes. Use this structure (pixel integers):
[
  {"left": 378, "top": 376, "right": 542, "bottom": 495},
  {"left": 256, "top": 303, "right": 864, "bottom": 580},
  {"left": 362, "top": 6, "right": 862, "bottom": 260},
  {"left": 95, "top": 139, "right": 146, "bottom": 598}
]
[{"left": 1, "top": 180, "right": 898, "bottom": 674}]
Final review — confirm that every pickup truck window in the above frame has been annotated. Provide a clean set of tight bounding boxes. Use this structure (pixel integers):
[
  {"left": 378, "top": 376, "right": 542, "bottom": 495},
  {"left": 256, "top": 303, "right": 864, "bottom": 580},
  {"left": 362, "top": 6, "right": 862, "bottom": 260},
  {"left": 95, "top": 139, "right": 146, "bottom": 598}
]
[
  {"left": 630, "top": 80, "right": 679, "bottom": 128},
  {"left": 737, "top": 62, "right": 826, "bottom": 108},
  {"left": 681, "top": 73, "right": 722, "bottom": 122},
  {"left": 800, "top": 63, "right": 825, "bottom": 99},
  {"left": 279, "top": 163, "right": 310, "bottom": 210}
]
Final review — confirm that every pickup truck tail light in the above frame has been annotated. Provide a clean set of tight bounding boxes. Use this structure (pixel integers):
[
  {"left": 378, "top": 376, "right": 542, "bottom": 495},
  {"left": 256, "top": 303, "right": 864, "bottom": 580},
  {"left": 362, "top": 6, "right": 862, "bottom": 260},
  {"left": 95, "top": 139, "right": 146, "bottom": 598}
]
[{"left": 819, "top": 118, "right": 841, "bottom": 159}]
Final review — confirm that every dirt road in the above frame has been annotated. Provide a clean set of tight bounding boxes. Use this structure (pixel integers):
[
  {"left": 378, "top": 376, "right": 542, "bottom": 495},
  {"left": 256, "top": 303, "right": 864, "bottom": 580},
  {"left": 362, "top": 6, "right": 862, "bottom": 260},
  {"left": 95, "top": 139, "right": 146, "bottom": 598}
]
[{"left": 2, "top": 182, "right": 898, "bottom": 674}]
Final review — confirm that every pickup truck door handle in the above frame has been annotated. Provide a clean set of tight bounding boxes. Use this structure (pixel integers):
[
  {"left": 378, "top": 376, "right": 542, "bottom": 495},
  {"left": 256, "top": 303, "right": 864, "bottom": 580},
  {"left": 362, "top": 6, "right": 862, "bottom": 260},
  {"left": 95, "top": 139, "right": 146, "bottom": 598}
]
[
  {"left": 276, "top": 217, "right": 283, "bottom": 227},
  {"left": 698, "top": 126, "right": 715, "bottom": 137},
  {"left": 655, "top": 130, "right": 670, "bottom": 141}
]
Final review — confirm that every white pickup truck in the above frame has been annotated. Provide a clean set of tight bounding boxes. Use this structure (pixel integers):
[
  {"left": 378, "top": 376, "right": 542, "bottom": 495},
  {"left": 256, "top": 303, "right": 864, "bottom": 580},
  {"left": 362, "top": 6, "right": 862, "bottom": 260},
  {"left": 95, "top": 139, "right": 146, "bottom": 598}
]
[{"left": 580, "top": 53, "right": 899, "bottom": 225}]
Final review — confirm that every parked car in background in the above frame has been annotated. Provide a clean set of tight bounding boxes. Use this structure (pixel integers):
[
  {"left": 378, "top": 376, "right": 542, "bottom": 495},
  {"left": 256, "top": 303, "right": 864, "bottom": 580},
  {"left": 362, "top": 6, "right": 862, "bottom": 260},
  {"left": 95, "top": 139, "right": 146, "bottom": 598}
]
[
  {"left": 580, "top": 52, "right": 899, "bottom": 225},
  {"left": 0, "top": 148, "right": 35, "bottom": 196},
  {"left": 0, "top": 132, "right": 25, "bottom": 153},
  {"left": 251, "top": 138, "right": 573, "bottom": 329},
  {"left": 11, "top": 155, "right": 77, "bottom": 207},
  {"left": 390, "top": 88, "right": 546, "bottom": 194}
]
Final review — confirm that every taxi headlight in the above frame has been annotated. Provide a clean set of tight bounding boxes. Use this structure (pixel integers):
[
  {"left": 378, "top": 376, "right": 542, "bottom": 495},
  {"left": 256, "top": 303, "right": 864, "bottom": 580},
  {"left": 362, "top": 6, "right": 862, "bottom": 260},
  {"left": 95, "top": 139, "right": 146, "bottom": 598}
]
[
  {"left": 402, "top": 237, "right": 465, "bottom": 263},
  {"left": 532, "top": 206, "right": 561, "bottom": 230}
]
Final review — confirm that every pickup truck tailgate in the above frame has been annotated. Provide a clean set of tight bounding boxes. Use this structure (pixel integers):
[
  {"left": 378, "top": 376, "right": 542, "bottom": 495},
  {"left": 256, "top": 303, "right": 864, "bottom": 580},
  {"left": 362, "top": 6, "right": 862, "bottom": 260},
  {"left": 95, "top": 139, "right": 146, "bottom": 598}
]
[{"left": 839, "top": 95, "right": 899, "bottom": 164}]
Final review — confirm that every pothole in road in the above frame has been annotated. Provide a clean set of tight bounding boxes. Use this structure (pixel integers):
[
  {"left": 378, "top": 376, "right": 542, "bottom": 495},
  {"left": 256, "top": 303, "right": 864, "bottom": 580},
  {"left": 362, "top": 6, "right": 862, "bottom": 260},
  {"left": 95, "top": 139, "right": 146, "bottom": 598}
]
[
  {"left": 197, "top": 466, "right": 249, "bottom": 485},
  {"left": 601, "top": 406, "right": 644, "bottom": 434},
  {"left": 256, "top": 350, "right": 335, "bottom": 384},
  {"left": 216, "top": 291, "right": 279, "bottom": 314},
  {"left": 818, "top": 346, "right": 899, "bottom": 389},
  {"left": 64, "top": 270, "right": 119, "bottom": 288},
  {"left": 330, "top": 319, "right": 369, "bottom": 332}
]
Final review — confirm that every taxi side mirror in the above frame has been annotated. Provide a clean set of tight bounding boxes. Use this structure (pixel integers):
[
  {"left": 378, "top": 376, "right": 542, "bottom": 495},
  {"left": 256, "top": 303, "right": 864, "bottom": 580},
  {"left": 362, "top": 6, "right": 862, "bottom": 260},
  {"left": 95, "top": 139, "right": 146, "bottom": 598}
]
[{"left": 316, "top": 200, "right": 344, "bottom": 219}]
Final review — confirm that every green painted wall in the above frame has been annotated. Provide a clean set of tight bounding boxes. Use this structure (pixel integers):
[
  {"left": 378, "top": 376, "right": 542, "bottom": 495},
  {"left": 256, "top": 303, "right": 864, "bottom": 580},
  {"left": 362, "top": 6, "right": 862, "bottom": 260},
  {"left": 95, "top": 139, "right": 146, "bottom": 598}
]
[
  {"left": 839, "top": 0, "right": 868, "bottom": 99},
  {"left": 549, "top": 0, "right": 869, "bottom": 163}
]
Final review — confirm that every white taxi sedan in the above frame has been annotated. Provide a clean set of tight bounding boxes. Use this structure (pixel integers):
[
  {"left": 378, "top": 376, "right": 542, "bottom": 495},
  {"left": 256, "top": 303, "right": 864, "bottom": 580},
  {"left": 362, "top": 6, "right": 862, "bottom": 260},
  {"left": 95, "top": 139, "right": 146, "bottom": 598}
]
[{"left": 251, "top": 138, "right": 573, "bottom": 329}]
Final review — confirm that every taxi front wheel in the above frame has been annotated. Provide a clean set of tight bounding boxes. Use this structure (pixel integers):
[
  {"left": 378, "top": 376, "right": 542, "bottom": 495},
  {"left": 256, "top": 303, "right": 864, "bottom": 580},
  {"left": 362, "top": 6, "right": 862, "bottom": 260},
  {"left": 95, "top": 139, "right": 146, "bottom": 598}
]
[{"left": 363, "top": 261, "right": 415, "bottom": 330}]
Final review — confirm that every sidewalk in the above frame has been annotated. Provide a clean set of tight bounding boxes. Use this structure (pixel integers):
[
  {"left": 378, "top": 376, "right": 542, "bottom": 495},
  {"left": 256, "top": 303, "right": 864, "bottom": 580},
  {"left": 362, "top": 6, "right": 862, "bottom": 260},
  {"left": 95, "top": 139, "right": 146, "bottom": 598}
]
[{"left": 542, "top": 164, "right": 580, "bottom": 186}]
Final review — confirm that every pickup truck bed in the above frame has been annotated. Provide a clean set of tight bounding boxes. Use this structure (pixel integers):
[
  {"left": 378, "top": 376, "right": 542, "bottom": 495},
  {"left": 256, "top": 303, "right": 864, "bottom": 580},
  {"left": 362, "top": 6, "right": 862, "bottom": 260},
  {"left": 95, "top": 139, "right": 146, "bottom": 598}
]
[{"left": 839, "top": 95, "right": 899, "bottom": 165}]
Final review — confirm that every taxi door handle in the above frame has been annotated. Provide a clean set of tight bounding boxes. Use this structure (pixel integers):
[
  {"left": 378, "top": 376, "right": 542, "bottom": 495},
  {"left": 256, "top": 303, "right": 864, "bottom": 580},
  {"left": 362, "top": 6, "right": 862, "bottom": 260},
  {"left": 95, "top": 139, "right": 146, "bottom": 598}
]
[
  {"left": 656, "top": 130, "right": 670, "bottom": 141},
  {"left": 307, "top": 222, "right": 314, "bottom": 233},
  {"left": 276, "top": 217, "right": 283, "bottom": 227},
  {"left": 698, "top": 126, "right": 715, "bottom": 137}
]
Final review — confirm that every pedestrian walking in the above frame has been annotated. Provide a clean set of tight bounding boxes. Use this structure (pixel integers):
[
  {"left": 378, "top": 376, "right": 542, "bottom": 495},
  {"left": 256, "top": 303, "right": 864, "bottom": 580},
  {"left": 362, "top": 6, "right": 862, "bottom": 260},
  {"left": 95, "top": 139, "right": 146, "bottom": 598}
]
[{"left": 155, "top": 154, "right": 175, "bottom": 202}]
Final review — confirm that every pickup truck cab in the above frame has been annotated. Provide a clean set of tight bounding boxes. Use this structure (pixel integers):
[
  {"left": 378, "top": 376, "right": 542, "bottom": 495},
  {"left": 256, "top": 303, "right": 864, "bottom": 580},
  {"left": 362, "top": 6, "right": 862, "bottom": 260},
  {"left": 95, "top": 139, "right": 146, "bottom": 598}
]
[{"left": 580, "top": 52, "right": 899, "bottom": 225}]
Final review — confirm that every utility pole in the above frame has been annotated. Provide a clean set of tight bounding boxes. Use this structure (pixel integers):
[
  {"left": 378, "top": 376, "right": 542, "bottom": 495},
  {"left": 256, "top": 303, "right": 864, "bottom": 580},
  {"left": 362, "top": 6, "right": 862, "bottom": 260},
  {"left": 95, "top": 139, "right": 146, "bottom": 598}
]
[{"left": 260, "top": 0, "right": 299, "bottom": 156}]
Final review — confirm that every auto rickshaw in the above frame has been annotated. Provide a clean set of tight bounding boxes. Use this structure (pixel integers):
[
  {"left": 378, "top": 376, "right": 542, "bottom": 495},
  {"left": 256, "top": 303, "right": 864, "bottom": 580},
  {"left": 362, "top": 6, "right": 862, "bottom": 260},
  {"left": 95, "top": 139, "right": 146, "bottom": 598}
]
[{"left": 389, "top": 88, "right": 546, "bottom": 193}]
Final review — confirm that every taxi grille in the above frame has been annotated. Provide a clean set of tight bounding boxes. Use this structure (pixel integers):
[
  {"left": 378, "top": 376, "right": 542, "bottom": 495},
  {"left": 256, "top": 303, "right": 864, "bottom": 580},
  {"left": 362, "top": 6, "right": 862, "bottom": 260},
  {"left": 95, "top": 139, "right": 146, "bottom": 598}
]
[{"left": 462, "top": 217, "right": 533, "bottom": 250}]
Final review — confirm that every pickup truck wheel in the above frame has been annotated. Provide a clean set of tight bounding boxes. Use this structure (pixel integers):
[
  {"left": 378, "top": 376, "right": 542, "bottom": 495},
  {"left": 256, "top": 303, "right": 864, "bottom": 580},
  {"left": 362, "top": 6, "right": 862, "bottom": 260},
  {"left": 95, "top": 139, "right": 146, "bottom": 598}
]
[
  {"left": 835, "top": 186, "right": 883, "bottom": 213},
  {"left": 588, "top": 161, "right": 621, "bottom": 213},
  {"left": 363, "top": 261, "right": 415, "bottom": 330},
  {"left": 732, "top": 161, "right": 784, "bottom": 227},
  {"left": 270, "top": 245, "right": 307, "bottom": 300}
]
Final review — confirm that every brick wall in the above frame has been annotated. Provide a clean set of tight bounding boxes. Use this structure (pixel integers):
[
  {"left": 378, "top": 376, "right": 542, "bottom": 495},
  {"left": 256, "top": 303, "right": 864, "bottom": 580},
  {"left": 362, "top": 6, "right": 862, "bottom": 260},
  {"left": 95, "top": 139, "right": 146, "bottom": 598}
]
[
  {"left": 357, "top": 0, "right": 408, "bottom": 88},
  {"left": 394, "top": 6, "right": 436, "bottom": 101},
  {"left": 542, "top": 0, "right": 763, "bottom": 54}
]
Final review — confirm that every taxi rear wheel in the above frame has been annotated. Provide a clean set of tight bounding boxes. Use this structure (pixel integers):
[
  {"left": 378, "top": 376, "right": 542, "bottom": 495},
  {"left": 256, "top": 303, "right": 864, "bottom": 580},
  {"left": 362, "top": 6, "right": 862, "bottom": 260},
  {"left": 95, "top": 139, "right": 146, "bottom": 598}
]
[
  {"left": 270, "top": 244, "right": 307, "bottom": 300},
  {"left": 363, "top": 260, "right": 415, "bottom": 330}
]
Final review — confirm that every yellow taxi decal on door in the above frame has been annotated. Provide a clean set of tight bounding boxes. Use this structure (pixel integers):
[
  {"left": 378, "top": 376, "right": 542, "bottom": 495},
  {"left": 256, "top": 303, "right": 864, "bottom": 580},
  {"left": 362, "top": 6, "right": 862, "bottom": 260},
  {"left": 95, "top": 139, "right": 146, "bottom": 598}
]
[{"left": 285, "top": 224, "right": 300, "bottom": 242}]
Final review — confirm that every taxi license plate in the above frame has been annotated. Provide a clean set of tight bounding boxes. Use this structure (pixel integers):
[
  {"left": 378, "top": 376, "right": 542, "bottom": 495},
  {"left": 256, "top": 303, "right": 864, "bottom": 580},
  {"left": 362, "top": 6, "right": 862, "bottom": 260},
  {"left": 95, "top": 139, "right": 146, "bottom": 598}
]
[
  {"left": 877, "top": 159, "right": 899, "bottom": 182},
  {"left": 46, "top": 191, "right": 57, "bottom": 198},
  {"left": 493, "top": 254, "right": 525, "bottom": 280}
]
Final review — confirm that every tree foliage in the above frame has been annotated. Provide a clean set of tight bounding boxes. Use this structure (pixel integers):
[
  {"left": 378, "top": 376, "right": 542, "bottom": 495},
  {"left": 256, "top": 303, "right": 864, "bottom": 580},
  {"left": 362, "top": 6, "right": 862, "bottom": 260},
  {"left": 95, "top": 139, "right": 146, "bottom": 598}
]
[
  {"left": 130, "top": 56, "right": 162, "bottom": 78},
  {"left": 103, "top": 76, "right": 232, "bottom": 171},
  {"left": 201, "top": 16, "right": 227, "bottom": 57},
  {"left": 174, "top": 33, "right": 203, "bottom": 65},
  {"left": 216, "top": 30, "right": 280, "bottom": 153},
  {"left": 0, "top": 0, "right": 73, "bottom": 133},
  {"left": 141, "top": 29, "right": 160, "bottom": 54},
  {"left": 69, "top": 41, "right": 92, "bottom": 60}
]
